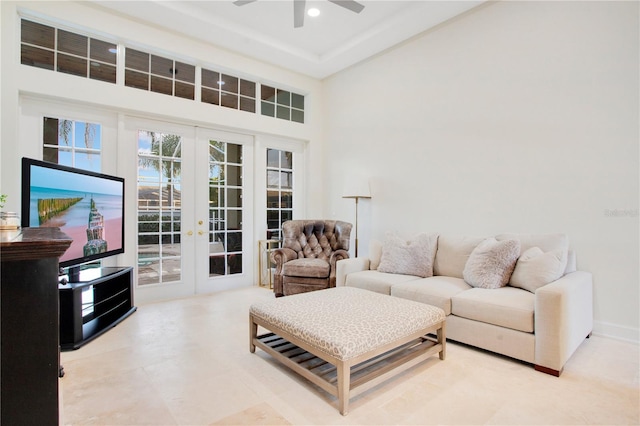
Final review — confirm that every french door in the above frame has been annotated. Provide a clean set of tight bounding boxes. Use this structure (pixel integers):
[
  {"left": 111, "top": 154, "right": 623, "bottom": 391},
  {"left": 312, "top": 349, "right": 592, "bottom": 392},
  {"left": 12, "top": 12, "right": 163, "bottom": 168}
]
[{"left": 124, "top": 118, "right": 253, "bottom": 302}]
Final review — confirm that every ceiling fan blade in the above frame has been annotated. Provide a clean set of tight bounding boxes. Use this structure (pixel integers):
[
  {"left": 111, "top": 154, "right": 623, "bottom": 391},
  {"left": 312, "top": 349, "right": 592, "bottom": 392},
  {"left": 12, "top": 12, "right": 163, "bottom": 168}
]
[
  {"left": 233, "top": 0, "right": 257, "bottom": 6},
  {"left": 293, "top": 0, "right": 306, "bottom": 28},
  {"left": 327, "top": 0, "right": 365, "bottom": 14}
]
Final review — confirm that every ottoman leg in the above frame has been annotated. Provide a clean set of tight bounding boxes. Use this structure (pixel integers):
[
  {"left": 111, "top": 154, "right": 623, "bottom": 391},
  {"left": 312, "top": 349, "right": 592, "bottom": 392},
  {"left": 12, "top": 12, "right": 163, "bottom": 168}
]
[
  {"left": 249, "top": 315, "right": 257, "bottom": 353},
  {"left": 337, "top": 361, "right": 350, "bottom": 416},
  {"left": 437, "top": 322, "right": 446, "bottom": 360}
]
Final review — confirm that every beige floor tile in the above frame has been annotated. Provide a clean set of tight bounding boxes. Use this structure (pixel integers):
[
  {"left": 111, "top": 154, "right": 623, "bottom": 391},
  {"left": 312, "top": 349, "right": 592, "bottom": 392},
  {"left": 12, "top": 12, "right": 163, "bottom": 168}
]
[{"left": 61, "top": 286, "right": 640, "bottom": 425}]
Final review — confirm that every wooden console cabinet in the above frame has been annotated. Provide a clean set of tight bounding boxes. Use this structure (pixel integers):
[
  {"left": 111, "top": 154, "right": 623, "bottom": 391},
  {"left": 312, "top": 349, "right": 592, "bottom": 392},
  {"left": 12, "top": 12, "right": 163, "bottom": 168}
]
[
  {"left": 1, "top": 227, "right": 72, "bottom": 426},
  {"left": 59, "top": 266, "right": 136, "bottom": 350}
]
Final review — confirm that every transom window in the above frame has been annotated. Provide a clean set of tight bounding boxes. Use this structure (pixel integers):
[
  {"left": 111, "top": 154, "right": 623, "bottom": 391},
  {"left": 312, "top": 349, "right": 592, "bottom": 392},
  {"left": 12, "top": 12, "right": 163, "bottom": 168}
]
[
  {"left": 202, "top": 69, "right": 256, "bottom": 113},
  {"left": 21, "top": 19, "right": 117, "bottom": 83},
  {"left": 125, "top": 48, "right": 195, "bottom": 100},
  {"left": 261, "top": 85, "right": 304, "bottom": 123}
]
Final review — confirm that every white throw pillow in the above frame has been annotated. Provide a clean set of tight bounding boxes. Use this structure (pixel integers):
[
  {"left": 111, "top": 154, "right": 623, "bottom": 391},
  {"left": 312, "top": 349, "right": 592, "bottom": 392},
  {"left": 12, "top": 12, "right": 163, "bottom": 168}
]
[
  {"left": 463, "top": 238, "right": 521, "bottom": 289},
  {"left": 377, "top": 233, "right": 437, "bottom": 278},
  {"left": 510, "top": 247, "right": 565, "bottom": 293}
]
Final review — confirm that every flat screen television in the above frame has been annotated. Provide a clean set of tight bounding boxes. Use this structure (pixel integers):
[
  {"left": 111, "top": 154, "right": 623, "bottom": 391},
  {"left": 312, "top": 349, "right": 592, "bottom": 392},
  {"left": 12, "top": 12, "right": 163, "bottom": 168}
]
[{"left": 21, "top": 157, "right": 125, "bottom": 282}]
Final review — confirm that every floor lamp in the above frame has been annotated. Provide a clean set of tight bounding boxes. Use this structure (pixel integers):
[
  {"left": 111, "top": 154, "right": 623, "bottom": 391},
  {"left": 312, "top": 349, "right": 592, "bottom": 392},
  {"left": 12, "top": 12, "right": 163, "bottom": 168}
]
[{"left": 342, "top": 179, "right": 371, "bottom": 257}]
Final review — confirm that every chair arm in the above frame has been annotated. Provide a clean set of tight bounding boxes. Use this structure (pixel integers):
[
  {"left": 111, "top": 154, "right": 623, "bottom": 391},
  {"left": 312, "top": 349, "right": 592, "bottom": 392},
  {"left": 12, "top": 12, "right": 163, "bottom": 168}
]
[
  {"left": 271, "top": 247, "right": 298, "bottom": 297},
  {"left": 335, "top": 257, "right": 371, "bottom": 287},
  {"left": 328, "top": 249, "right": 350, "bottom": 287},
  {"left": 534, "top": 271, "right": 593, "bottom": 373}
]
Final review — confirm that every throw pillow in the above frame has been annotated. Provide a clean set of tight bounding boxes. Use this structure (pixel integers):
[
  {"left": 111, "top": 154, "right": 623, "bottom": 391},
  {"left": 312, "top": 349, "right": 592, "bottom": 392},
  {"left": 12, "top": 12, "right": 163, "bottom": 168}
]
[
  {"left": 510, "top": 246, "right": 565, "bottom": 293},
  {"left": 377, "top": 233, "right": 436, "bottom": 278},
  {"left": 463, "top": 238, "right": 521, "bottom": 289}
]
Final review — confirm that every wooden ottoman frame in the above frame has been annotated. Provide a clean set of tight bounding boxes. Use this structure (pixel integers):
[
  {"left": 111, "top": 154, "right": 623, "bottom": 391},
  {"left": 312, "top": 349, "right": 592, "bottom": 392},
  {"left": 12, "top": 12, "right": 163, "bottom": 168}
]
[{"left": 249, "top": 287, "right": 446, "bottom": 415}]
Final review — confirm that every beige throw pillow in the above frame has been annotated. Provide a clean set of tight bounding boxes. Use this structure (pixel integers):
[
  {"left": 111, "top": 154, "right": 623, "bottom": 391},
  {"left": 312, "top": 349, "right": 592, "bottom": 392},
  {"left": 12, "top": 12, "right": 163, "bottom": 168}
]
[
  {"left": 377, "top": 233, "right": 436, "bottom": 278},
  {"left": 463, "top": 238, "right": 521, "bottom": 289},
  {"left": 510, "top": 247, "right": 565, "bottom": 293}
]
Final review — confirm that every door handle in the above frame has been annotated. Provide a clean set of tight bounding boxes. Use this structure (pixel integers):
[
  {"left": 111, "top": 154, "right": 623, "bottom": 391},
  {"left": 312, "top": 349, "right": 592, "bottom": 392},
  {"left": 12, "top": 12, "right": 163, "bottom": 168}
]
[
  {"left": 186, "top": 230, "right": 193, "bottom": 236},
  {"left": 198, "top": 230, "right": 204, "bottom": 236},
  {"left": 198, "top": 220, "right": 204, "bottom": 225}
]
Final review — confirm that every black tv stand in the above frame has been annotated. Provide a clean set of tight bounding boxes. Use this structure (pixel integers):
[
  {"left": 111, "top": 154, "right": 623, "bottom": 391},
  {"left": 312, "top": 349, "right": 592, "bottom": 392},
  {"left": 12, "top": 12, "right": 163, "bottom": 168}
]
[{"left": 59, "top": 266, "right": 136, "bottom": 350}]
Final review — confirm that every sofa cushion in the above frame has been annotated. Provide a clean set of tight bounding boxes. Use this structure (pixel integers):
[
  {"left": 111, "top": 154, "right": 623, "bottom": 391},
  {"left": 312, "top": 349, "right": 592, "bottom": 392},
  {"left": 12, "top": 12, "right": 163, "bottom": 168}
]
[
  {"left": 345, "top": 270, "right": 421, "bottom": 295},
  {"left": 510, "top": 247, "right": 565, "bottom": 293},
  {"left": 377, "top": 233, "right": 438, "bottom": 278},
  {"left": 433, "top": 235, "right": 484, "bottom": 278},
  {"left": 496, "top": 233, "right": 569, "bottom": 277},
  {"left": 391, "top": 276, "right": 472, "bottom": 315},
  {"left": 369, "top": 239, "right": 383, "bottom": 270},
  {"left": 451, "top": 287, "right": 535, "bottom": 333},
  {"left": 463, "top": 238, "right": 521, "bottom": 289},
  {"left": 282, "top": 258, "right": 330, "bottom": 278}
]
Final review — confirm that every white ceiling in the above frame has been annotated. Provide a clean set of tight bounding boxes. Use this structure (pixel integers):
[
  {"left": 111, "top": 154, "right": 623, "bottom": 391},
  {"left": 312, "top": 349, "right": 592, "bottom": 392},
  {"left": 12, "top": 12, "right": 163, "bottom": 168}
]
[{"left": 90, "top": 0, "right": 485, "bottom": 79}]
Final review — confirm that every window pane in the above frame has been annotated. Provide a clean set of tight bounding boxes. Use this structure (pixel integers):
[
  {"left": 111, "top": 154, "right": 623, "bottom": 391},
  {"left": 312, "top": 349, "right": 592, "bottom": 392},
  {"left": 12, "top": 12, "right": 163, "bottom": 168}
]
[
  {"left": 267, "top": 170, "right": 279, "bottom": 188},
  {"left": 276, "top": 105, "right": 290, "bottom": 120},
  {"left": 227, "top": 210, "right": 241, "bottom": 229},
  {"left": 277, "top": 90, "right": 291, "bottom": 106},
  {"left": 57, "top": 53, "right": 86, "bottom": 76},
  {"left": 22, "top": 20, "right": 55, "bottom": 49},
  {"left": 281, "top": 151, "right": 292, "bottom": 169},
  {"left": 125, "top": 48, "right": 149, "bottom": 72},
  {"left": 261, "top": 85, "right": 276, "bottom": 102},
  {"left": 21, "top": 45, "right": 54, "bottom": 70},
  {"left": 202, "top": 88, "right": 220, "bottom": 105},
  {"left": 240, "top": 80, "right": 255, "bottom": 97},
  {"left": 291, "top": 93, "right": 304, "bottom": 109},
  {"left": 125, "top": 69, "right": 149, "bottom": 90},
  {"left": 291, "top": 109, "right": 304, "bottom": 124},
  {"left": 280, "top": 171, "right": 292, "bottom": 189},
  {"left": 202, "top": 69, "right": 220, "bottom": 89},
  {"left": 90, "top": 39, "right": 117, "bottom": 64},
  {"left": 57, "top": 29, "right": 87, "bottom": 56},
  {"left": 227, "top": 165, "right": 242, "bottom": 186},
  {"left": 227, "top": 143, "right": 242, "bottom": 164},
  {"left": 228, "top": 188, "right": 242, "bottom": 208},
  {"left": 151, "top": 76, "right": 172, "bottom": 95},
  {"left": 239, "top": 96, "right": 255, "bottom": 113},
  {"left": 90, "top": 63, "right": 116, "bottom": 83},
  {"left": 174, "top": 61, "right": 195, "bottom": 84},
  {"left": 261, "top": 102, "right": 275, "bottom": 117},
  {"left": 221, "top": 74, "right": 239, "bottom": 93},
  {"left": 221, "top": 93, "right": 238, "bottom": 109},
  {"left": 281, "top": 192, "right": 292, "bottom": 209},
  {"left": 175, "top": 82, "right": 194, "bottom": 100},
  {"left": 267, "top": 149, "right": 279, "bottom": 167},
  {"left": 150, "top": 54, "right": 173, "bottom": 78}
]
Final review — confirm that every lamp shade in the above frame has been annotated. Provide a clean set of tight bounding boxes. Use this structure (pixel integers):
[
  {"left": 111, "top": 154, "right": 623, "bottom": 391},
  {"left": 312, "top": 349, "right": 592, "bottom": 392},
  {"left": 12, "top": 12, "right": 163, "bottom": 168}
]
[{"left": 342, "top": 177, "right": 371, "bottom": 199}]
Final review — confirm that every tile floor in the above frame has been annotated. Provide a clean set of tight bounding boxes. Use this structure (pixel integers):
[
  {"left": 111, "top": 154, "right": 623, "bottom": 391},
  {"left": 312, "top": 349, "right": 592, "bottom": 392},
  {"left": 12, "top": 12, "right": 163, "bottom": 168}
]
[{"left": 61, "top": 286, "right": 639, "bottom": 425}]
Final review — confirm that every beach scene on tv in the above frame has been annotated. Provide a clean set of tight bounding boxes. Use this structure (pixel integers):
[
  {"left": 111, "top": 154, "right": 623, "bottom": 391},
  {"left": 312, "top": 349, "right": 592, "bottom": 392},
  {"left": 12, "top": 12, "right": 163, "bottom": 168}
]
[{"left": 28, "top": 166, "right": 123, "bottom": 264}]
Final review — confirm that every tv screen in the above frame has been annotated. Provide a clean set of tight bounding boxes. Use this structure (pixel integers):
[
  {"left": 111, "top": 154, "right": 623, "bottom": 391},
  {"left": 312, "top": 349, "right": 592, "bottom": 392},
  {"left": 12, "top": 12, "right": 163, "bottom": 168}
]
[{"left": 21, "top": 158, "right": 125, "bottom": 271}]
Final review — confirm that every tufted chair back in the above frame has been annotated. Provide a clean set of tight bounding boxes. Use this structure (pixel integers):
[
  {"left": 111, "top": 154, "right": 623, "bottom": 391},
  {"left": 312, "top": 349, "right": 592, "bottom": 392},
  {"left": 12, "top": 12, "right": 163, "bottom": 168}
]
[
  {"left": 282, "top": 220, "right": 351, "bottom": 261},
  {"left": 271, "top": 220, "right": 352, "bottom": 297}
]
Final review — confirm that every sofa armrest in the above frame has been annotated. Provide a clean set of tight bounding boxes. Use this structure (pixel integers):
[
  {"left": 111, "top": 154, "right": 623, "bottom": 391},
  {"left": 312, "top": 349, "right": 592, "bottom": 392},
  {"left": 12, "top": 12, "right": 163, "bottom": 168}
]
[
  {"left": 335, "top": 257, "right": 370, "bottom": 287},
  {"left": 534, "top": 271, "right": 593, "bottom": 374}
]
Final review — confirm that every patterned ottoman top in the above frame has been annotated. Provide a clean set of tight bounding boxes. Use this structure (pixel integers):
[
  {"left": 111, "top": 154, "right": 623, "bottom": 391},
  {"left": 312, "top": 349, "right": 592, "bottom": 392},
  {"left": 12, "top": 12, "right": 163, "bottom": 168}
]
[{"left": 250, "top": 287, "right": 445, "bottom": 361}]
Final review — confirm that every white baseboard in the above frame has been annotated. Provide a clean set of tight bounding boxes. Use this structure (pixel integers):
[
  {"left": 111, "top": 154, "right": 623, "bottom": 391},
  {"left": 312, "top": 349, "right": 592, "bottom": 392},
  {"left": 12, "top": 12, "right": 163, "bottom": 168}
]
[{"left": 592, "top": 320, "right": 640, "bottom": 344}]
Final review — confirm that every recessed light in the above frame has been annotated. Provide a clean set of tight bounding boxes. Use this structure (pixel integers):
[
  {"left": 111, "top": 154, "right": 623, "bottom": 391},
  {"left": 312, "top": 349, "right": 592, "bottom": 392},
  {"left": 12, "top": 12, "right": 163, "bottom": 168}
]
[{"left": 308, "top": 8, "right": 320, "bottom": 17}]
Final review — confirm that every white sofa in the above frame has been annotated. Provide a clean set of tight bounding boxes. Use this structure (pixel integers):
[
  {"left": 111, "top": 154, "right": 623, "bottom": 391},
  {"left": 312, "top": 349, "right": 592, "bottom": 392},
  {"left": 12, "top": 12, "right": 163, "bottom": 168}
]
[{"left": 336, "top": 233, "right": 593, "bottom": 376}]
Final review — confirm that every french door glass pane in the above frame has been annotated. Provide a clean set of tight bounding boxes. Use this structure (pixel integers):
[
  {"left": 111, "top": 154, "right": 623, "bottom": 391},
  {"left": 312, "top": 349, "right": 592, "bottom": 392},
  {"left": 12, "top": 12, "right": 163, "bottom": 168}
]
[
  {"left": 208, "top": 140, "right": 243, "bottom": 277},
  {"left": 137, "top": 130, "right": 182, "bottom": 286}
]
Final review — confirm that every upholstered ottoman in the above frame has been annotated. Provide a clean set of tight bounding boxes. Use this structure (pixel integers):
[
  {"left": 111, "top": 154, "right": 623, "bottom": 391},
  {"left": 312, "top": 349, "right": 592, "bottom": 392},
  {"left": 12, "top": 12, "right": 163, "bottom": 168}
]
[{"left": 249, "top": 286, "right": 446, "bottom": 415}]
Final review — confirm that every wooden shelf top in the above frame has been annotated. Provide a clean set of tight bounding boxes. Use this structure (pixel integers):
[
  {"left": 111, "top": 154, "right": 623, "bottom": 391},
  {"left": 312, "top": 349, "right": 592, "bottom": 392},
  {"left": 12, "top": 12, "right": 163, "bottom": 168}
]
[{"left": 0, "top": 227, "right": 72, "bottom": 262}]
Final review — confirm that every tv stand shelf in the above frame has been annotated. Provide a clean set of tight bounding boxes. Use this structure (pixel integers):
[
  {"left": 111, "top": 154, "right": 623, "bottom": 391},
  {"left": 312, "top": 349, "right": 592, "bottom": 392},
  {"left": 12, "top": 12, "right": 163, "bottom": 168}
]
[{"left": 59, "top": 266, "right": 136, "bottom": 350}]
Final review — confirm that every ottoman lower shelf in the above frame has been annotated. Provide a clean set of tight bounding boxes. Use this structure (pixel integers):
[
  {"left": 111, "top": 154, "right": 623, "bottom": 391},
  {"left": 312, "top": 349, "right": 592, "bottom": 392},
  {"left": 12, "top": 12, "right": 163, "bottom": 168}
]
[{"left": 250, "top": 313, "right": 445, "bottom": 415}]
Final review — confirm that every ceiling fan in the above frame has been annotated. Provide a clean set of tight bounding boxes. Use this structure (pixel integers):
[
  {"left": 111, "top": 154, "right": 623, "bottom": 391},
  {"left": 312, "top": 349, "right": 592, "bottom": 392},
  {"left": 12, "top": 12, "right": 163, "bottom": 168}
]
[{"left": 233, "top": 0, "right": 365, "bottom": 28}]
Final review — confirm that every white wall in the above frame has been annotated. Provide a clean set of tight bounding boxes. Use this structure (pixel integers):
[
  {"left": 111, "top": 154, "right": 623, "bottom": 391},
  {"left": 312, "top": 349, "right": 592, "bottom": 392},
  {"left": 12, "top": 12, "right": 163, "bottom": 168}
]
[{"left": 324, "top": 1, "right": 639, "bottom": 341}]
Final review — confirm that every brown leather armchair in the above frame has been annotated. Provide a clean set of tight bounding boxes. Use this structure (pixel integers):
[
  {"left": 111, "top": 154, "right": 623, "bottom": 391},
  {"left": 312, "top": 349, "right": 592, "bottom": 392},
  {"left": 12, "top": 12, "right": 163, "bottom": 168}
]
[{"left": 271, "top": 220, "right": 352, "bottom": 297}]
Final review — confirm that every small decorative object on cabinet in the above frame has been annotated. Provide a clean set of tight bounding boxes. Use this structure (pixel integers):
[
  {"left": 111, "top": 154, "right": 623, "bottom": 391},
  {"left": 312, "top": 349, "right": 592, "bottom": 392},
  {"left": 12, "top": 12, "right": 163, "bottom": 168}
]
[
  {"left": 258, "top": 239, "right": 280, "bottom": 289},
  {"left": 59, "top": 266, "right": 136, "bottom": 350},
  {"left": 1, "top": 227, "right": 72, "bottom": 425}
]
